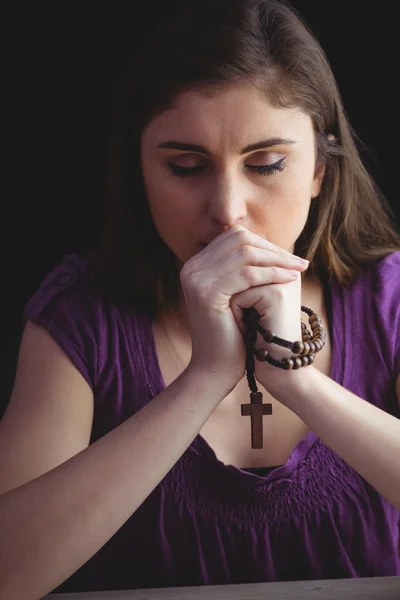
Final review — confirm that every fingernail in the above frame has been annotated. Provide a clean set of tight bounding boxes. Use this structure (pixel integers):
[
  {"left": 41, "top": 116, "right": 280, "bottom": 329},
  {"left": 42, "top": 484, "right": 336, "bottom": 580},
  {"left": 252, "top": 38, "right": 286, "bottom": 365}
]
[{"left": 289, "top": 270, "right": 300, "bottom": 277}]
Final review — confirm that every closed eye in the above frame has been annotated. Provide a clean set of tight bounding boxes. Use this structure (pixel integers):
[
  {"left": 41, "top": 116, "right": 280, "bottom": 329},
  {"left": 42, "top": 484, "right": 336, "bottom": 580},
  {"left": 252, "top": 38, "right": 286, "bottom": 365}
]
[{"left": 168, "top": 157, "right": 286, "bottom": 178}]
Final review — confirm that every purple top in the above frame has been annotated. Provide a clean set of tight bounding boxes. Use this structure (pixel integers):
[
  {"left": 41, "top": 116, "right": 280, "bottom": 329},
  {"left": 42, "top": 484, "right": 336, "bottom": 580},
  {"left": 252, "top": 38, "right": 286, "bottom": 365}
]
[{"left": 23, "top": 252, "right": 400, "bottom": 593}]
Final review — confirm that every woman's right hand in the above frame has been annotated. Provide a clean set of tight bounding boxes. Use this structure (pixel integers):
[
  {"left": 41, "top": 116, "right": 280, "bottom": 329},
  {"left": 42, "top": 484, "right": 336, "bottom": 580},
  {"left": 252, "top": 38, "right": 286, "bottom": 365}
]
[{"left": 180, "top": 225, "right": 309, "bottom": 391}]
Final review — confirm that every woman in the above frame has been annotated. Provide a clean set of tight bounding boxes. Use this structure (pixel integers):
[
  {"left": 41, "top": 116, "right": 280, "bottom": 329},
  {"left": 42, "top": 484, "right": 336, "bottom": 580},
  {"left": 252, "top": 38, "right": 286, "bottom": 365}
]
[{"left": 0, "top": 0, "right": 399, "bottom": 596}]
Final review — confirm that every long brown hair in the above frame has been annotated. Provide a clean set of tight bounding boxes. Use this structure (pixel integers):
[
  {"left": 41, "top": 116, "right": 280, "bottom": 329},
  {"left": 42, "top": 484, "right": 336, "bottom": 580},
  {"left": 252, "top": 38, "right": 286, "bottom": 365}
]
[{"left": 87, "top": 0, "right": 400, "bottom": 319}]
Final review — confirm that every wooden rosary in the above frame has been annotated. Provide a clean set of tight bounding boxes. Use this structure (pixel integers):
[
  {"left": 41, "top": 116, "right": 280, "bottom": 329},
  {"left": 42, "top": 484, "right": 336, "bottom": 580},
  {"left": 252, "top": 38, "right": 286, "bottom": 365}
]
[{"left": 241, "top": 306, "right": 326, "bottom": 449}]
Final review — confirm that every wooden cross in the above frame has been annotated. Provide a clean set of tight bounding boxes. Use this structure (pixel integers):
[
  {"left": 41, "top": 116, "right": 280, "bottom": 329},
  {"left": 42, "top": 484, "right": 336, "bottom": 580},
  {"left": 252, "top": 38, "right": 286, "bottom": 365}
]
[{"left": 241, "top": 392, "right": 272, "bottom": 449}]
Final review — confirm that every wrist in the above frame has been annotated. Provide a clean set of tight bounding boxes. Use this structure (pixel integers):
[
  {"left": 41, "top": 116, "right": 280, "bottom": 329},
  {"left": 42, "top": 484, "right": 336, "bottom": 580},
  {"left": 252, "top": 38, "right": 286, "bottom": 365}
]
[
  {"left": 253, "top": 308, "right": 325, "bottom": 381},
  {"left": 255, "top": 315, "right": 303, "bottom": 361},
  {"left": 256, "top": 363, "right": 319, "bottom": 409},
  {"left": 184, "top": 362, "right": 239, "bottom": 398}
]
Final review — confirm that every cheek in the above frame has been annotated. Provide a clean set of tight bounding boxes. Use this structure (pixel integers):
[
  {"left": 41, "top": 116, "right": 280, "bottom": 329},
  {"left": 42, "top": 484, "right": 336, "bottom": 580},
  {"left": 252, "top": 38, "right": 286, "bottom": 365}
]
[
  {"left": 147, "top": 179, "right": 198, "bottom": 226},
  {"left": 279, "top": 168, "right": 314, "bottom": 201},
  {"left": 143, "top": 172, "right": 202, "bottom": 258},
  {"left": 259, "top": 174, "right": 312, "bottom": 214},
  {"left": 278, "top": 168, "right": 315, "bottom": 215},
  {"left": 254, "top": 175, "right": 313, "bottom": 249}
]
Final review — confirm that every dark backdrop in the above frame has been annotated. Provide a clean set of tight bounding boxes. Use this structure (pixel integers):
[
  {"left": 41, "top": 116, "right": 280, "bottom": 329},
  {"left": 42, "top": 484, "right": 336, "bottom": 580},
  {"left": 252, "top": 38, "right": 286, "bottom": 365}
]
[{"left": 3, "top": 1, "right": 399, "bottom": 415}]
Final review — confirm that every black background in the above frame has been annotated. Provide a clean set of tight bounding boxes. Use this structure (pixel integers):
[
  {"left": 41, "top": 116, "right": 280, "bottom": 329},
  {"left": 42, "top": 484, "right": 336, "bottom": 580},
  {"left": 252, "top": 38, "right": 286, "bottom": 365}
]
[{"left": 3, "top": 1, "right": 399, "bottom": 413}]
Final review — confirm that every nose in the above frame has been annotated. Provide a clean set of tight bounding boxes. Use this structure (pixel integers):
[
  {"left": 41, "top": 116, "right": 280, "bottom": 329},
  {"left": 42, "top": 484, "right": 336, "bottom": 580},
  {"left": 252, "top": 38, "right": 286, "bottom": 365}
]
[{"left": 206, "top": 172, "right": 248, "bottom": 228}]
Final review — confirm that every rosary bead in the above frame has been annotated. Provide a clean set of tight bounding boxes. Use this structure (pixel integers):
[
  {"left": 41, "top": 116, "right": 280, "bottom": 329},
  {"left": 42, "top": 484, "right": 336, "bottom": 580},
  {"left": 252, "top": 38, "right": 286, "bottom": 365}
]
[
  {"left": 314, "top": 330, "right": 325, "bottom": 339},
  {"left": 292, "top": 357, "right": 303, "bottom": 369},
  {"left": 282, "top": 357, "right": 294, "bottom": 369},
  {"left": 247, "top": 307, "right": 324, "bottom": 369},
  {"left": 262, "top": 329, "right": 274, "bottom": 343},
  {"left": 309, "top": 314, "right": 321, "bottom": 325},
  {"left": 292, "top": 341, "right": 304, "bottom": 354},
  {"left": 255, "top": 349, "right": 268, "bottom": 361}
]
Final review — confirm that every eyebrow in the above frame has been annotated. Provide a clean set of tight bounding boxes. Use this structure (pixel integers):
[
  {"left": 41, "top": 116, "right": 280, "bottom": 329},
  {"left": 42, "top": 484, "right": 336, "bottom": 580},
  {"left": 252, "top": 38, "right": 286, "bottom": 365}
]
[{"left": 157, "top": 137, "right": 297, "bottom": 155}]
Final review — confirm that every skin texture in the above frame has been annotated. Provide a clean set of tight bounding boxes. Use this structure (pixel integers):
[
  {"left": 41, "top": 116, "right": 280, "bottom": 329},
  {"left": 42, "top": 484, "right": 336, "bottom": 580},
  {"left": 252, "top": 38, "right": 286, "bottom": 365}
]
[{"left": 140, "top": 82, "right": 325, "bottom": 271}]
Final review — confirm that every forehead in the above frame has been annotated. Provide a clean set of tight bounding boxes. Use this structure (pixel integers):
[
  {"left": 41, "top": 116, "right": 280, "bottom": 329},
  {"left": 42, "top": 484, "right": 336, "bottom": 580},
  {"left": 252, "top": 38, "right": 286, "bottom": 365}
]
[{"left": 142, "top": 83, "right": 313, "bottom": 149}]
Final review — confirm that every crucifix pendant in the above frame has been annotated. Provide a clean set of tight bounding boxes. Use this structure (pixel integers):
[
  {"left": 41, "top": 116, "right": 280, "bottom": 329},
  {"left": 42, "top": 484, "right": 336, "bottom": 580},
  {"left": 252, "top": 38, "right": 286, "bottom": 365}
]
[{"left": 241, "top": 392, "right": 272, "bottom": 449}]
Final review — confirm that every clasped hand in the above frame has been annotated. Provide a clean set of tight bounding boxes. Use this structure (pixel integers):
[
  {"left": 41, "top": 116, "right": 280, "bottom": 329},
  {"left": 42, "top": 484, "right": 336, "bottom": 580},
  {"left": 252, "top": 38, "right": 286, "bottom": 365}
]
[{"left": 180, "top": 224, "right": 309, "bottom": 392}]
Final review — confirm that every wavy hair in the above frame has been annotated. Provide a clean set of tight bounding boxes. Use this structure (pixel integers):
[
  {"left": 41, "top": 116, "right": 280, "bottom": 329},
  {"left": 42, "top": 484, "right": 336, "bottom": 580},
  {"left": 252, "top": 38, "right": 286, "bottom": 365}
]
[{"left": 87, "top": 0, "right": 400, "bottom": 318}]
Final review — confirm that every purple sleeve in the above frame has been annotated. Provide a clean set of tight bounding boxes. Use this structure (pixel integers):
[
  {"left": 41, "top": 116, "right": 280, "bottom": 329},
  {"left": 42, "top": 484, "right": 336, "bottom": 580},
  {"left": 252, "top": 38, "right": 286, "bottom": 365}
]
[
  {"left": 374, "top": 251, "right": 400, "bottom": 381},
  {"left": 22, "top": 254, "right": 102, "bottom": 391}
]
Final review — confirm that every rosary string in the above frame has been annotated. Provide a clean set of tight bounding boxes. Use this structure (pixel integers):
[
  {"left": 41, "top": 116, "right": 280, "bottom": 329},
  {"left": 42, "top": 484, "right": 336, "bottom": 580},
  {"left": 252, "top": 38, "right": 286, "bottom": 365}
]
[{"left": 241, "top": 306, "right": 326, "bottom": 449}]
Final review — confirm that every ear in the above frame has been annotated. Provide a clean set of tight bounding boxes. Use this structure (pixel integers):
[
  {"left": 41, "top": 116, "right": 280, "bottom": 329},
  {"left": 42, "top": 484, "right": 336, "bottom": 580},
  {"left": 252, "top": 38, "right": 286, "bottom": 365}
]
[{"left": 311, "top": 162, "right": 326, "bottom": 199}]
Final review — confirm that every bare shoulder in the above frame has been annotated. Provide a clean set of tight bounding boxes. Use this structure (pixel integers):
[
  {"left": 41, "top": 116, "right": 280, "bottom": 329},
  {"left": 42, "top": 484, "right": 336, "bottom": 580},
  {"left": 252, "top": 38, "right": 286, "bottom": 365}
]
[{"left": 0, "top": 320, "right": 94, "bottom": 495}]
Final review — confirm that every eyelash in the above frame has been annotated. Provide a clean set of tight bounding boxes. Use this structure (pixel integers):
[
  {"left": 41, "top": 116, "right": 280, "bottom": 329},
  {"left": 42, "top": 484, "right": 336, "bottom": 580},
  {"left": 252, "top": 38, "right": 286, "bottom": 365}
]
[{"left": 168, "top": 157, "right": 286, "bottom": 178}]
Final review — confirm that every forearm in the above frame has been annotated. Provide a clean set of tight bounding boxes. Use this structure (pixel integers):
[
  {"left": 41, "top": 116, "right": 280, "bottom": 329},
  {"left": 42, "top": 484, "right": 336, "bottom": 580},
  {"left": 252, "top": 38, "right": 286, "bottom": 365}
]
[
  {"left": 0, "top": 367, "right": 228, "bottom": 600},
  {"left": 259, "top": 366, "right": 400, "bottom": 511}
]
